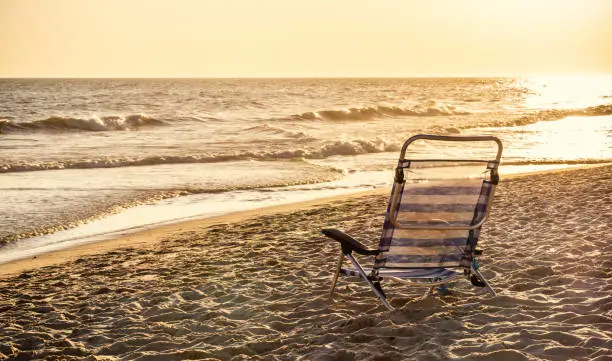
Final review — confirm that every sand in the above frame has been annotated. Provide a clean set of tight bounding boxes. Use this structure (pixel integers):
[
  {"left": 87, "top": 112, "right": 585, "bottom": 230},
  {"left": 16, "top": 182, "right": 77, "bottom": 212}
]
[{"left": 0, "top": 165, "right": 610, "bottom": 361}]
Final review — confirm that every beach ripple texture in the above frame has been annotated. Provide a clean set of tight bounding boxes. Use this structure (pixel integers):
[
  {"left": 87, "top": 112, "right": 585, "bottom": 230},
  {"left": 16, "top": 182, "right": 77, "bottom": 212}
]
[{"left": 0, "top": 166, "right": 610, "bottom": 360}]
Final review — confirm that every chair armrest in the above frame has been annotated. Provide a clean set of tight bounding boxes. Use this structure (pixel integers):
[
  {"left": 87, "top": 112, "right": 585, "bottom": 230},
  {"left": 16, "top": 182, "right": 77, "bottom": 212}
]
[{"left": 322, "top": 228, "right": 380, "bottom": 256}]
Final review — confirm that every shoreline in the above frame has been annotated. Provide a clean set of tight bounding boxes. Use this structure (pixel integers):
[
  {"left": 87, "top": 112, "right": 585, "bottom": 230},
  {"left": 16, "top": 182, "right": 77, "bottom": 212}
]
[
  {"left": 0, "top": 188, "right": 389, "bottom": 278},
  {"left": 1, "top": 162, "right": 609, "bottom": 278}
]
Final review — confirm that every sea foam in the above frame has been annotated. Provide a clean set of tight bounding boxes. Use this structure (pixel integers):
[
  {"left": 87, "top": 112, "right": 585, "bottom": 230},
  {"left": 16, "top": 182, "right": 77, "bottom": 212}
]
[{"left": 0, "top": 114, "right": 163, "bottom": 133}]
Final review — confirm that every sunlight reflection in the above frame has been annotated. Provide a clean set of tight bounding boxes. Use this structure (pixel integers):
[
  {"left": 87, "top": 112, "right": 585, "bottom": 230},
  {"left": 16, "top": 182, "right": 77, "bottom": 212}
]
[
  {"left": 521, "top": 75, "right": 612, "bottom": 110},
  {"left": 522, "top": 115, "right": 611, "bottom": 161}
]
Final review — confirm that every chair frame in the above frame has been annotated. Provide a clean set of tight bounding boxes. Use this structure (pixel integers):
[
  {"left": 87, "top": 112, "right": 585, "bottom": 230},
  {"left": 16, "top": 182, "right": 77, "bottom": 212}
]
[{"left": 325, "top": 134, "right": 503, "bottom": 311}]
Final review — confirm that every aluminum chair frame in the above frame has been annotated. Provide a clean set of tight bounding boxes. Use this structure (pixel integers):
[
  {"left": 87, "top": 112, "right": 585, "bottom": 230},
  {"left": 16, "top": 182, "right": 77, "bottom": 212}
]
[{"left": 324, "top": 134, "right": 503, "bottom": 311}]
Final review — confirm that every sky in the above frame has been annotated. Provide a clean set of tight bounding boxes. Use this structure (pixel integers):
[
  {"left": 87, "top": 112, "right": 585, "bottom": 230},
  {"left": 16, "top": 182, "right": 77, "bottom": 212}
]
[{"left": 1, "top": 0, "right": 611, "bottom": 78}]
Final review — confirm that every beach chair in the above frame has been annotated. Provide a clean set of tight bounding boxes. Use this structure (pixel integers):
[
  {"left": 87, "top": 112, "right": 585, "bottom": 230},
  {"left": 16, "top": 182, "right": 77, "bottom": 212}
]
[{"left": 323, "top": 134, "right": 503, "bottom": 311}]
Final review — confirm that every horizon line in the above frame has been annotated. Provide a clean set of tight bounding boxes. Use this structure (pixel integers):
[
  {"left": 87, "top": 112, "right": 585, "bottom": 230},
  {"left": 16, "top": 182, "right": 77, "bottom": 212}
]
[{"left": 2, "top": 73, "right": 611, "bottom": 80}]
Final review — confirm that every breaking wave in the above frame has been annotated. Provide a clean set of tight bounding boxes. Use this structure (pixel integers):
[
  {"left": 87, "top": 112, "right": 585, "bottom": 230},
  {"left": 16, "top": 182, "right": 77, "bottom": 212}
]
[
  {"left": 283, "top": 103, "right": 612, "bottom": 126},
  {"left": 0, "top": 138, "right": 401, "bottom": 173},
  {"left": 0, "top": 114, "right": 164, "bottom": 133},
  {"left": 3, "top": 144, "right": 608, "bottom": 175},
  {"left": 3, "top": 104, "right": 609, "bottom": 136},
  {"left": 287, "top": 104, "right": 470, "bottom": 121}
]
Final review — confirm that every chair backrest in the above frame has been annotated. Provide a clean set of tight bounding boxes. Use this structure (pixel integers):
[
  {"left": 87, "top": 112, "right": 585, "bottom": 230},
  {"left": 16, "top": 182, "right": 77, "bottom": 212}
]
[{"left": 375, "top": 135, "right": 502, "bottom": 270}]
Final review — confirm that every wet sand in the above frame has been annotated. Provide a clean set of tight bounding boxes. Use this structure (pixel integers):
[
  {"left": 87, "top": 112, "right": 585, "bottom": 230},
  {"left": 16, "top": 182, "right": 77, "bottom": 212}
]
[{"left": 0, "top": 165, "right": 611, "bottom": 360}]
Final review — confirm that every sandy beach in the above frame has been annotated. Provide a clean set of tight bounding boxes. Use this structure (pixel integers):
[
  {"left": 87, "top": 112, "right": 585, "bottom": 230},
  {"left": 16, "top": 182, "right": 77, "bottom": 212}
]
[{"left": 0, "top": 165, "right": 610, "bottom": 361}]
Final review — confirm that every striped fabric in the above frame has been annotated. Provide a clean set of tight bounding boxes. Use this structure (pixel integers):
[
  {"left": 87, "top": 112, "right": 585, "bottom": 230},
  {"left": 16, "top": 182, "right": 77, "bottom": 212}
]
[
  {"left": 340, "top": 267, "right": 462, "bottom": 282},
  {"left": 375, "top": 167, "right": 496, "bottom": 270}
]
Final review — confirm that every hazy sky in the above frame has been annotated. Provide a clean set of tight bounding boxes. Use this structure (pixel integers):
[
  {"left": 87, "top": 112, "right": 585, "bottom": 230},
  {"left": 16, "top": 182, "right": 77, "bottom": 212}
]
[{"left": 1, "top": 0, "right": 611, "bottom": 77}]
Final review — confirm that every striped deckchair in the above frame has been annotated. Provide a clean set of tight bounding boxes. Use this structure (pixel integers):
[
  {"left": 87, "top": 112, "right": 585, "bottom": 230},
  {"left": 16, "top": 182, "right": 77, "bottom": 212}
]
[{"left": 323, "top": 134, "right": 503, "bottom": 311}]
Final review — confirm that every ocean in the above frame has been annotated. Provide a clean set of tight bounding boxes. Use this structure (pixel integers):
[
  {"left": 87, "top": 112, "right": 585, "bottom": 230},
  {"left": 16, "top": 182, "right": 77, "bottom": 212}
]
[{"left": 1, "top": 77, "right": 610, "bottom": 262}]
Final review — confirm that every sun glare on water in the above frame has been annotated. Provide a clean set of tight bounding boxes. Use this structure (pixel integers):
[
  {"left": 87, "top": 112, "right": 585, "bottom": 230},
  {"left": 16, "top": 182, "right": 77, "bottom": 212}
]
[
  {"left": 520, "top": 75, "right": 612, "bottom": 110},
  {"left": 520, "top": 115, "right": 612, "bottom": 162}
]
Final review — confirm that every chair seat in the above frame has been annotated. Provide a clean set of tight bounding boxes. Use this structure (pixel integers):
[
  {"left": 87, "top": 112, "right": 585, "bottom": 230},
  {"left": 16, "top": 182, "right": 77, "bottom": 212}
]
[{"left": 340, "top": 267, "right": 463, "bottom": 283}]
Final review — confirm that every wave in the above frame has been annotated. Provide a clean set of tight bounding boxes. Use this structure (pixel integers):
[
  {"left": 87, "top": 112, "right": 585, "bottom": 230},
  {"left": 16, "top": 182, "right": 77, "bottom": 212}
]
[
  {"left": 287, "top": 103, "right": 470, "bottom": 121},
  {"left": 282, "top": 103, "right": 612, "bottom": 126},
  {"left": 4, "top": 125, "right": 609, "bottom": 173},
  {"left": 244, "top": 123, "right": 314, "bottom": 139},
  {"left": 0, "top": 114, "right": 164, "bottom": 133},
  {"left": 417, "top": 103, "right": 612, "bottom": 135},
  {"left": 483, "top": 104, "right": 612, "bottom": 129},
  {"left": 8, "top": 153, "right": 607, "bottom": 175},
  {"left": 0, "top": 138, "right": 401, "bottom": 173},
  {"left": 524, "top": 104, "right": 612, "bottom": 122},
  {"left": 315, "top": 139, "right": 400, "bottom": 156}
]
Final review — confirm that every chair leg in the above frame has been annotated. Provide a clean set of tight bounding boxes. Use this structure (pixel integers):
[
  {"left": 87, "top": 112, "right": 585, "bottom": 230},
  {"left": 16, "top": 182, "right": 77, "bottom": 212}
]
[
  {"left": 329, "top": 251, "right": 345, "bottom": 299},
  {"left": 346, "top": 254, "right": 395, "bottom": 311},
  {"left": 472, "top": 268, "right": 497, "bottom": 297}
]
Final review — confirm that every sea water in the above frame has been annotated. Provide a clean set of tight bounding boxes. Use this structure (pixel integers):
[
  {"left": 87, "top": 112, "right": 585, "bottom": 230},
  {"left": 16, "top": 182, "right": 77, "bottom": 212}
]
[{"left": 1, "top": 77, "right": 610, "bottom": 262}]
